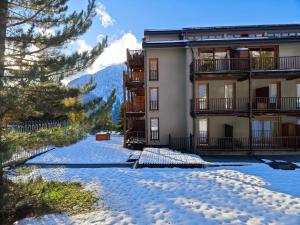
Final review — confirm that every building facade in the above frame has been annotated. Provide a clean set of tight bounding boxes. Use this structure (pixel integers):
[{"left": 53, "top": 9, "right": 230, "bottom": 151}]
[{"left": 124, "top": 24, "right": 300, "bottom": 154}]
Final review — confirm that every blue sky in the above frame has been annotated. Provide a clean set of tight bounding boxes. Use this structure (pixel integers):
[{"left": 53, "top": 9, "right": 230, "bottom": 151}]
[{"left": 65, "top": 0, "right": 300, "bottom": 78}]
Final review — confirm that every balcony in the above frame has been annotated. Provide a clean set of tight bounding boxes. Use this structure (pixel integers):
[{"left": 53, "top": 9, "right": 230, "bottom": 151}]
[
  {"left": 125, "top": 131, "right": 145, "bottom": 146},
  {"left": 125, "top": 97, "right": 145, "bottom": 115},
  {"left": 127, "top": 49, "right": 144, "bottom": 69},
  {"left": 125, "top": 71, "right": 144, "bottom": 87},
  {"left": 195, "top": 136, "right": 300, "bottom": 151},
  {"left": 192, "top": 56, "right": 300, "bottom": 74},
  {"left": 191, "top": 97, "right": 300, "bottom": 115}
]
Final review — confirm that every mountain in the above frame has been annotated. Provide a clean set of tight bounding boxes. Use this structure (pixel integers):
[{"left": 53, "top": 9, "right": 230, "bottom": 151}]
[{"left": 68, "top": 64, "right": 125, "bottom": 124}]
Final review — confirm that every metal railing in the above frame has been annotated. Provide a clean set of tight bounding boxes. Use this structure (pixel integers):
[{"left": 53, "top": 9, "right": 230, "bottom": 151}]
[
  {"left": 149, "top": 70, "right": 158, "bottom": 81},
  {"left": 193, "top": 56, "right": 300, "bottom": 73},
  {"left": 149, "top": 100, "right": 159, "bottom": 111},
  {"left": 125, "top": 131, "right": 145, "bottom": 144},
  {"left": 191, "top": 97, "right": 300, "bottom": 113},
  {"left": 150, "top": 130, "right": 159, "bottom": 141},
  {"left": 7, "top": 119, "right": 68, "bottom": 133},
  {"left": 1, "top": 145, "right": 53, "bottom": 168},
  {"left": 195, "top": 136, "right": 300, "bottom": 151}
]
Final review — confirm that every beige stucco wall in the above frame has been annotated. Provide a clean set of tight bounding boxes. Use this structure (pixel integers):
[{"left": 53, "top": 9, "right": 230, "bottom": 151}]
[
  {"left": 145, "top": 47, "right": 188, "bottom": 145},
  {"left": 195, "top": 79, "right": 299, "bottom": 99},
  {"left": 279, "top": 45, "right": 300, "bottom": 57}
]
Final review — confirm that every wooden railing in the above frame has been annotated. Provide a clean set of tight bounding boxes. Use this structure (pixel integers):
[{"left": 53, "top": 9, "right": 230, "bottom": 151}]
[
  {"left": 125, "top": 97, "right": 145, "bottom": 113},
  {"left": 127, "top": 49, "right": 144, "bottom": 68},
  {"left": 191, "top": 97, "right": 300, "bottom": 113},
  {"left": 193, "top": 56, "right": 300, "bottom": 73},
  {"left": 125, "top": 71, "right": 144, "bottom": 83}
]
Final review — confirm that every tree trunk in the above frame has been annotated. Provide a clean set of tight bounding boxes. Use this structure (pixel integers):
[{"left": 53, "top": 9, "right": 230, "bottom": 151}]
[{"left": 0, "top": 0, "right": 8, "bottom": 210}]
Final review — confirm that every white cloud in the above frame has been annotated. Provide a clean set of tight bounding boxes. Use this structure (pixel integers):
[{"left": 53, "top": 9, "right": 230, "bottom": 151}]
[
  {"left": 77, "top": 40, "right": 92, "bottom": 53},
  {"left": 87, "top": 32, "right": 141, "bottom": 74},
  {"left": 96, "top": 4, "right": 114, "bottom": 28},
  {"left": 62, "top": 33, "right": 141, "bottom": 84}
]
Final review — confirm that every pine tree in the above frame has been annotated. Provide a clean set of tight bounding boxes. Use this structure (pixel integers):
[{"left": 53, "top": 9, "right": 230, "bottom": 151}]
[{"left": 0, "top": 0, "right": 107, "bottom": 206}]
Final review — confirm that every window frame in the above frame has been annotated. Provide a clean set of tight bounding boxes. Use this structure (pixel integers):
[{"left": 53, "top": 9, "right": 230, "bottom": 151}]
[
  {"left": 149, "top": 58, "right": 159, "bottom": 81},
  {"left": 149, "top": 87, "right": 159, "bottom": 111},
  {"left": 150, "top": 117, "right": 159, "bottom": 141}
]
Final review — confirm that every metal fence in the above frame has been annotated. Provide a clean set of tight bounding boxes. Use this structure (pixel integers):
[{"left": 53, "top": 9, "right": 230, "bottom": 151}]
[
  {"left": 1, "top": 145, "right": 53, "bottom": 168},
  {"left": 6, "top": 119, "right": 68, "bottom": 133}
]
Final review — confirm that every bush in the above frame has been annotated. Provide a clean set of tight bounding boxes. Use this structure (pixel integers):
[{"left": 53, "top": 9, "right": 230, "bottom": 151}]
[{"left": 0, "top": 177, "right": 97, "bottom": 224}]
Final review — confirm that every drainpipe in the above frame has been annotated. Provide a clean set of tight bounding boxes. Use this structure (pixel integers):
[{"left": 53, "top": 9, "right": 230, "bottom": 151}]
[{"left": 249, "top": 60, "right": 253, "bottom": 154}]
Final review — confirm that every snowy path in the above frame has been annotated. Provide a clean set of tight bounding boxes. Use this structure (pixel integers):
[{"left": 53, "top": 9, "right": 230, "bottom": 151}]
[
  {"left": 27, "top": 135, "right": 132, "bottom": 164},
  {"left": 17, "top": 136, "right": 300, "bottom": 225}
]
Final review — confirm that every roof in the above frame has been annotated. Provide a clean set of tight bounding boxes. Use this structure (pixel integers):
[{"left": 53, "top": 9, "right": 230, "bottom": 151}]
[{"left": 144, "top": 24, "right": 300, "bottom": 35}]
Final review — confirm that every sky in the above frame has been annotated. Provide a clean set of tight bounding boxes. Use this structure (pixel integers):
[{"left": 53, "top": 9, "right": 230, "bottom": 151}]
[{"left": 65, "top": 0, "right": 300, "bottom": 81}]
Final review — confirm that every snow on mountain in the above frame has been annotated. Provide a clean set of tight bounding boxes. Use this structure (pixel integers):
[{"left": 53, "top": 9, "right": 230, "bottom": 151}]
[{"left": 68, "top": 64, "right": 125, "bottom": 124}]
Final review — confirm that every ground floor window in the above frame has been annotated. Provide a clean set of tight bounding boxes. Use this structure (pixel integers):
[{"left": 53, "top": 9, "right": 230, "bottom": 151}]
[
  {"left": 252, "top": 118, "right": 279, "bottom": 143},
  {"left": 198, "top": 118, "right": 208, "bottom": 144},
  {"left": 150, "top": 118, "right": 159, "bottom": 140}
]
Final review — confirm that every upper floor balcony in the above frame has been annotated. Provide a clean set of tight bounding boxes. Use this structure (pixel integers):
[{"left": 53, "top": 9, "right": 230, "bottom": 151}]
[
  {"left": 124, "top": 71, "right": 144, "bottom": 87},
  {"left": 192, "top": 56, "right": 300, "bottom": 74},
  {"left": 125, "top": 96, "right": 145, "bottom": 116},
  {"left": 127, "top": 49, "right": 144, "bottom": 70},
  {"left": 191, "top": 97, "right": 300, "bottom": 115}
]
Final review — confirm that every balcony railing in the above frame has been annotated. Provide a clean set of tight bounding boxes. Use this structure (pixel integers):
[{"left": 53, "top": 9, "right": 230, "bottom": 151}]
[
  {"left": 149, "top": 100, "right": 159, "bottom": 111},
  {"left": 149, "top": 70, "right": 158, "bottom": 81},
  {"left": 193, "top": 56, "right": 300, "bottom": 73},
  {"left": 125, "top": 131, "right": 145, "bottom": 144},
  {"left": 195, "top": 136, "right": 300, "bottom": 151},
  {"left": 191, "top": 97, "right": 300, "bottom": 114},
  {"left": 125, "top": 97, "right": 145, "bottom": 113},
  {"left": 125, "top": 71, "right": 144, "bottom": 84},
  {"left": 127, "top": 49, "right": 144, "bottom": 68}
]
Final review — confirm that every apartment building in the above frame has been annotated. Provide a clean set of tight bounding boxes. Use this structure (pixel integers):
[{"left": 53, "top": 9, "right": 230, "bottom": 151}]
[{"left": 124, "top": 24, "right": 300, "bottom": 154}]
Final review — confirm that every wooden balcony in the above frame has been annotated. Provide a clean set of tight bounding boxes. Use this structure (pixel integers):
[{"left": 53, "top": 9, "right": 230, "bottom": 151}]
[
  {"left": 192, "top": 56, "right": 300, "bottom": 75},
  {"left": 127, "top": 49, "right": 144, "bottom": 69},
  {"left": 191, "top": 97, "right": 300, "bottom": 115},
  {"left": 125, "top": 71, "right": 144, "bottom": 87},
  {"left": 125, "top": 131, "right": 145, "bottom": 146},
  {"left": 125, "top": 96, "right": 145, "bottom": 115}
]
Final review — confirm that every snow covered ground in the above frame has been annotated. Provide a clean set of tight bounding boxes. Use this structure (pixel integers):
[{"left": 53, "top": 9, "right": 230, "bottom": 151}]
[
  {"left": 27, "top": 135, "right": 131, "bottom": 164},
  {"left": 138, "top": 147, "right": 209, "bottom": 165},
  {"left": 16, "top": 136, "right": 300, "bottom": 225}
]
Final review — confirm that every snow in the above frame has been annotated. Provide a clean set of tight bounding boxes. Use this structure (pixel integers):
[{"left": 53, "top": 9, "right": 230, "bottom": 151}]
[
  {"left": 138, "top": 148, "right": 208, "bottom": 165},
  {"left": 27, "top": 135, "right": 131, "bottom": 164},
  {"left": 15, "top": 136, "right": 300, "bottom": 225}
]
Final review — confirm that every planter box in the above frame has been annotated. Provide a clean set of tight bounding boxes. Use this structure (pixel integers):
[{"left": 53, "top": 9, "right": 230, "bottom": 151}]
[{"left": 96, "top": 133, "right": 110, "bottom": 141}]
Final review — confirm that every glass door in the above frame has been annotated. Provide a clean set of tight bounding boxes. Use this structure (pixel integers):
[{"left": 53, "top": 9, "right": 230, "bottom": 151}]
[
  {"left": 198, "top": 84, "right": 208, "bottom": 110},
  {"left": 198, "top": 118, "right": 208, "bottom": 144},
  {"left": 225, "top": 83, "right": 234, "bottom": 110}
]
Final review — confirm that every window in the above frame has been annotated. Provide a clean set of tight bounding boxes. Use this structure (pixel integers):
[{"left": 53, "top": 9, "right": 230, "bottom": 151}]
[
  {"left": 269, "top": 83, "right": 278, "bottom": 104},
  {"left": 149, "top": 58, "right": 158, "bottom": 81},
  {"left": 198, "top": 118, "right": 208, "bottom": 144},
  {"left": 225, "top": 83, "right": 235, "bottom": 109},
  {"left": 149, "top": 87, "right": 159, "bottom": 110},
  {"left": 252, "top": 118, "right": 279, "bottom": 143},
  {"left": 199, "top": 48, "right": 228, "bottom": 71},
  {"left": 249, "top": 47, "right": 276, "bottom": 70},
  {"left": 297, "top": 83, "right": 300, "bottom": 108},
  {"left": 198, "top": 84, "right": 208, "bottom": 110},
  {"left": 150, "top": 118, "right": 159, "bottom": 140}
]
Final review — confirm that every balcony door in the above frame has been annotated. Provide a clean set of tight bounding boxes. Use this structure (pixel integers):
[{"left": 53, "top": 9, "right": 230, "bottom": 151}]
[
  {"left": 225, "top": 83, "right": 236, "bottom": 110},
  {"left": 249, "top": 47, "right": 277, "bottom": 70},
  {"left": 297, "top": 83, "right": 300, "bottom": 109},
  {"left": 198, "top": 118, "right": 208, "bottom": 144},
  {"left": 197, "top": 83, "right": 208, "bottom": 110},
  {"left": 269, "top": 82, "right": 280, "bottom": 109},
  {"left": 252, "top": 117, "right": 279, "bottom": 145}
]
